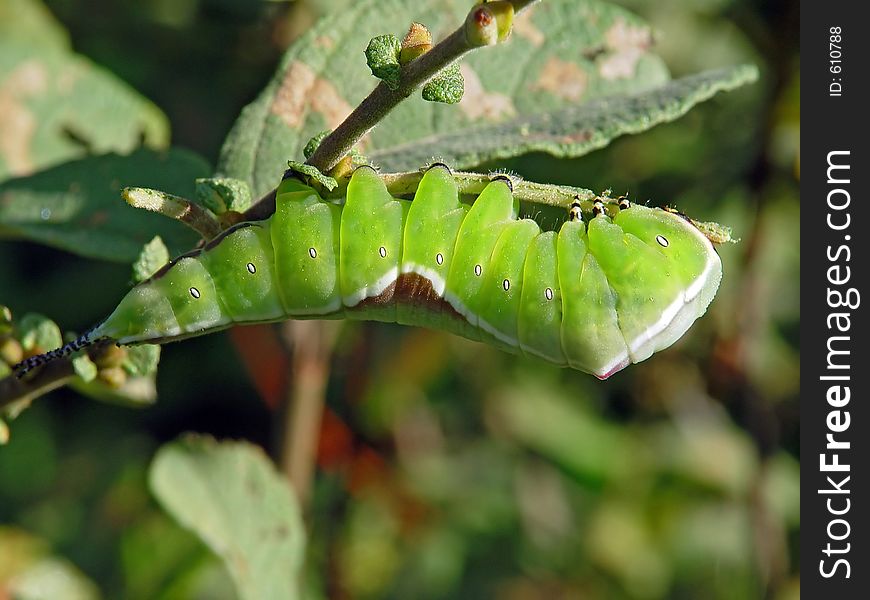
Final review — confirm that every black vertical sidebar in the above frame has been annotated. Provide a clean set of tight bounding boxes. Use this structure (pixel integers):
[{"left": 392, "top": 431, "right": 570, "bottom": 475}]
[{"left": 802, "top": 1, "right": 869, "bottom": 597}]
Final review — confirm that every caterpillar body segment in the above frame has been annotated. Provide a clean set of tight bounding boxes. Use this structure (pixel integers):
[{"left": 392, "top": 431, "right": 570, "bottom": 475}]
[
  {"left": 271, "top": 180, "right": 344, "bottom": 317},
  {"left": 78, "top": 166, "right": 722, "bottom": 379}
]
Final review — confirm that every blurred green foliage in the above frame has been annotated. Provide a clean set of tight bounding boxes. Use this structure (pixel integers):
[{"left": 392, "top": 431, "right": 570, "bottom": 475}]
[{"left": 0, "top": 0, "right": 798, "bottom": 598}]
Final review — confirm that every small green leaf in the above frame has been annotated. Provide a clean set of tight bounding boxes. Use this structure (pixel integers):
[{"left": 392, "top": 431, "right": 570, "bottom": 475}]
[
  {"left": 123, "top": 345, "right": 161, "bottom": 378},
  {"left": 422, "top": 62, "right": 464, "bottom": 104},
  {"left": 195, "top": 177, "right": 252, "bottom": 214},
  {"left": 71, "top": 354, "right": 98, "bottom": 383},
  {"left": 0, "top": 416, "right": 8, "bottom": 444},
  {"left": 7, "top": 558, "right": 101, "bottom": 600},
  {"left": 18, "top": 314, "right": 62, "bottom": 354},
  {"left": 286, "top": 161, "right": 338, "bottom": 191},
  {"left": 365, "top": 34, "right": 402, "bottom": 90},
  {"left": 70, "top": 374, "right": 157, "bottom": 407},
  {"left": 0, "top": 149, "right": 210, "bottom": 262},
  {"left": 132, "top": 236, "right": 170, "bottom": 284},
  {"left": 303, "top": 131, "right": 332, "bottom": 160},
  {"left": 149, "top": 436, "right": 306, "bottom": 600},
  {"left": 0, "top": 527, "right": 100, "bottom": 600}
]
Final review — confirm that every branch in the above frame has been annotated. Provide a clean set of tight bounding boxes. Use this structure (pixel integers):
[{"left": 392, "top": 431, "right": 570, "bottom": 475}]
[
  {"left": 0, "top": 343, "right": 112, "bottom": 411},
  {"left": 277, "top": 320, "right": 340, "bottom": 510},
  {"left": 243, "top": 0, "right": 541, "bottom": 220},
  {"left": 123, "top": 187, "right": 223, "bottom": 240},
  {"left": 381, "top": 170, "right": 595, "bottom": 207}
]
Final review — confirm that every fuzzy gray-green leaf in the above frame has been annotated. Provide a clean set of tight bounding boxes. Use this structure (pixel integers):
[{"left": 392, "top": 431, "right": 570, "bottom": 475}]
[
  {"left": 132, "top": 236, "right": 170, "bottom": 283},
  {"left": 216, "top": 0, "right": 671, "bottom": 197},
  {"left": 365, "top": 34, "right": 403, "bottom": 90},
  {"left": 149, "top": 436, "right": 306, "bottom": 600},
  {"left": 195, "top": 178, "right": 252, "bottom": 214},
  {"left": 422, "top": 62, "right": 464, "bottom": 104},
  {"left": 371, "top": 65, "right": 759, "bottom": 170},
  {"left": 123, "top": 345, "right": 161, "bottom": 378},
  {"left": 0, "top": 0, "right": 168, "bottom": 181}
]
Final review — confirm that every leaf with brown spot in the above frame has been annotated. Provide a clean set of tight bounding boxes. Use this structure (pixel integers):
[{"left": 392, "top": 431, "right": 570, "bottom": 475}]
[
  {"left": 513, "top": 5, "right": 545, "bottom": 47},
  {"left": 531, "top": 58, "right": 590, "bottom": 102},
  {"left": 0, "top": 2, "right": 168, "bottom": 181},
  {"left": 149, "top": 436, "right": 305, "bottom": 600},
  {"left": 217, "top": 0, "right": 756, "bottom": 190},
  {"left": 458, "top": 64, "right": 516, "bottom": 122}
]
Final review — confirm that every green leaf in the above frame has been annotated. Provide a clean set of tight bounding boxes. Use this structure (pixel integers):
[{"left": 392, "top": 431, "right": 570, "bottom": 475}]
[
  {"left": 195, "top": 177, "right": 252, "bottom": 214},
  {"left": 17, "top": 313, "right": 62, "bottom": 354},
  {"left": 5, "top": 557, "right": 101, "bottom": 600},
  {"left": 365, "top": 34, "right": 403, "bottom": 90},
  {"left": 70, "top": 374, "right": 158, "bottom": 408},
  {"left": 122, "top": 345, "right": 161, "bottom": 378},
  {"left": 286, "top": 161, "right": 338, "bottom": 191},
  {"left": 0, "top": 149, "right": 211, "bottom": 263},
  {"left": 422, "top": 62, "right": 464, "bottom": 104},
  {"left": 0, "top": 1, "right": 169, "bottom": 182},
  {"left": 303, "top": 130, "right": 332, "bottom": 160},
  {"left": 216, "top": 0, "right": 674, "bottom": 196},
  {"left": 132, "top": 236, "right": 170, "bottom": 283},
  {"left": 0, "top": 0, "right": 69, "bottom": 50},
  {"left": 372, "top": 65, "right": 759, "bottom": 170},
  {"left": 71, "top": 354, "right": 97, "bottom": 383},
  {"left": 149, "top": 436, "right": 306, "bottom": 600},
  {"left": 0, "top": 526, "right": 100, "bottom": 600}
]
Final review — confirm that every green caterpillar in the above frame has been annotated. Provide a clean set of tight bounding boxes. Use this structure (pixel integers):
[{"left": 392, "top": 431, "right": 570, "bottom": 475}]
[{"left": 16, "top": 165, "right": 721, "bottom": 379}]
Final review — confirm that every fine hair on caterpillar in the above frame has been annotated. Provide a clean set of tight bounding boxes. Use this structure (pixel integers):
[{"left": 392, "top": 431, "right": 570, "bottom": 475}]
[{"left": 15, "top": 164, "right": 721, "bottom": 380}]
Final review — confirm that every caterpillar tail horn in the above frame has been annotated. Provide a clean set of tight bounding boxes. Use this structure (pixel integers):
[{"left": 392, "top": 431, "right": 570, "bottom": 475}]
[{"left": 13, "top": 330, "right": 111, "bottom": 378}]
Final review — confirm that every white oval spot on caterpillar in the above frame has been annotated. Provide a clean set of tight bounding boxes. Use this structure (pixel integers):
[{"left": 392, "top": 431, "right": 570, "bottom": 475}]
[
  {"left": 618, "top": 196, "right": 631, "bottom": 210},
  {"left": 656, "top": 235, "right": 669, "bottom": 247},
  {"left": 503, "top": 279, "right": 510, "bottom": 291},
  {"left": 379, "top": 246, "right": 387, "bottom": 258},
  {"left": 189, "top": 287, "right": 201, "bottom": 299},
  {"left": 474, "top": 264, "right": 482, "bottom": 277},
  {"left": 545, "top": 287, "right": 554, "bottom": 301},
  {"left": 308, "top": 247, "right": 317, "bottom": 259},
  {"left": 246, "top": 262, "right": 256, "bottom": 274},
  {"left": 436, "top": 252, "right": 444, "bottom": 265}
]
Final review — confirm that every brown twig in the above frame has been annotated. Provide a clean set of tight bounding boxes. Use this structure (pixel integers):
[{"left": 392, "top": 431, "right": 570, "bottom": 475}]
[
  {"left": 277, "top": 321, "right": 340, "bottom": 509},
  {"left": 0, "top": 343, "right": 113, "bottom": 411},
  {"left": 123, "top": 187, "right": 223, "bottom": 240}
]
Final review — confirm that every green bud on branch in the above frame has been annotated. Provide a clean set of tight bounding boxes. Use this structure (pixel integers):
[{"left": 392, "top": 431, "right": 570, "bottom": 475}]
[
  {"left": 422, "top": 62, "right": 464, "bottom": 104},
  {"left": 365, "top": 35, "right": 402, "bottom": 90},
  {"left": 465, "top": 1, "right": 515, "bottom": 47},
  {"left": 399, "top": 22, "right": 433, "bottom": 64}
]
